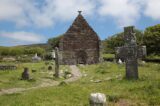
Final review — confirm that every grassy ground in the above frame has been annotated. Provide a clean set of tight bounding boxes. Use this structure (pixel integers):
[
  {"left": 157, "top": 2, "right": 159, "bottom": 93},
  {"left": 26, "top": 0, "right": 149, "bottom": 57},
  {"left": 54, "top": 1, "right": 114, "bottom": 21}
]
[
  {"left": 102, "top": 54, "right": 115, "bottom": 58},
  {"left": 0, "top": 61, "right": 70, "bottom": 89},
  {"left": 146, "top": 54, "right": 160, "bottom": 60},
  {"left": 0, "top": 62, "right": 160, "bottom": 106}
]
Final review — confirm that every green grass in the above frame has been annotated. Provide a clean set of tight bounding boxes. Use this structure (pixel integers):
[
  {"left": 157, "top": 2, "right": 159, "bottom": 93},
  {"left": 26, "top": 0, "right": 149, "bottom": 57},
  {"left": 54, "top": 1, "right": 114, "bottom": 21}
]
[
  {"left": 0, "top": 61, "right": 70, "bottom": 89},
  {"left": 102, "top": 54, "right": 115, "bottom": 58},
  {"left": 146, "top": 54, "right": 160, "bottom": 60},
  {"left": 0, "top": 62, "right": 160, "bottom": 106}
]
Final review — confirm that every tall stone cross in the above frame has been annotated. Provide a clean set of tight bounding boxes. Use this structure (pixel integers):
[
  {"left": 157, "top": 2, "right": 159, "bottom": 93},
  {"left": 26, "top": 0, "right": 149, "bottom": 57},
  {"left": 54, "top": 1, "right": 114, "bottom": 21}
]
[
  {"left": 54, "top": 47, "right": 59, "bottom": 78},
  {"left": 115, "top": 26, "right": 146, "bottom": 79}
]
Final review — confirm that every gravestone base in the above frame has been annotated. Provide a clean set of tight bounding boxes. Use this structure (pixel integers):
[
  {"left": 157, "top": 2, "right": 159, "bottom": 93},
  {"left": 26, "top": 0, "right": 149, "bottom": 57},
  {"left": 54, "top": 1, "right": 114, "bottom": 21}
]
[{"left": 126, "top": 59, "right": 138, "bottom": 79}]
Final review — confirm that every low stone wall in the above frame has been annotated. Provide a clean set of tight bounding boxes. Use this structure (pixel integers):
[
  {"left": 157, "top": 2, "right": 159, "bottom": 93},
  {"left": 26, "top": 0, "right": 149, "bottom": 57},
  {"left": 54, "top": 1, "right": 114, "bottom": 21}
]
[{"left": 0, "top": 65, "right": 17, "bottom": 70}]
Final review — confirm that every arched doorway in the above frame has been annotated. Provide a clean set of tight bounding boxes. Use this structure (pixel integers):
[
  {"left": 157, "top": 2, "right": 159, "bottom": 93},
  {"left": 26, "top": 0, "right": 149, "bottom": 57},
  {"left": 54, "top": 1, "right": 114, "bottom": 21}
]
[{"left": 76, "top": 50, "right": 87, "bottom": 64}]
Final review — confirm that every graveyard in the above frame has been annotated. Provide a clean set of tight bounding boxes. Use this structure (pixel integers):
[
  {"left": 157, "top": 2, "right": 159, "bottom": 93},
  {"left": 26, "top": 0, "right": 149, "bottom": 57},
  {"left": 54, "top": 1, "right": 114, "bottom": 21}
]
[
  {"left": 0, "top": 61, "right": 71, "bottom": 89},
  {"left": 0, "top": 7, "right": 160, "bottom": 106},
  {"left": 0, "top": 61, "right": 159, "bottom": 105},
  {"left": 0, "top": 28, "right": 160, "bottom": 106}
]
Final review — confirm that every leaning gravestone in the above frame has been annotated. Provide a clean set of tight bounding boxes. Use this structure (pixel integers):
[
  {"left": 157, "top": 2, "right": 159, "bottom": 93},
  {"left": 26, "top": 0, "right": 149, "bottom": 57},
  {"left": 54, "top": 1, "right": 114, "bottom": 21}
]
[
  {"left": 89, "top": 93, "right": 107, "bottom": 106},
  {"left": 21, "top": 67, "right": 30, "bottom": 80},
  {"left": 54, "top": 47, "right": 59, "bottom": 78},
  {"left": 115, "top": 26, "right": 146, "bottom": 79}
]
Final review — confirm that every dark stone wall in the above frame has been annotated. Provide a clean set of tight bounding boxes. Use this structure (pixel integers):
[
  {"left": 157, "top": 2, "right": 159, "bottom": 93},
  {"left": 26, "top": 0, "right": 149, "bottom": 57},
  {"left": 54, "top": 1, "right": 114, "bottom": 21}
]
[
  {"left": 0, "top": 65, "right": 17, "bottom": 70},
  {"left": 59, "top": 13, "right": 100, "bottom": 65}
]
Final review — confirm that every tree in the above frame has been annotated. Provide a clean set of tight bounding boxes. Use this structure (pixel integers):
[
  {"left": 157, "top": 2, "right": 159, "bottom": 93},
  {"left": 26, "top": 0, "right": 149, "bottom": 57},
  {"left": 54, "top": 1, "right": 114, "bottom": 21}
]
[
  {"left": 143, "top": 24, "right": 160, "bottom": 55},
  {"left": 103, "top": 29, "right": 143, "bottom": 54},
  {"left": 0, "top": 47, "right": 9, "bottom": 56},
  {"left": 47, "top": 35, "right": 63, "bottom": 49},
  {"left": 9, "top": 47, "right": 24, "bottom": 56},
  {"left": 24, "top": 47, "right": 45, "bottom": 56},
  {"left": 0, "top": 46, "right": 45, "bottom": 57}
]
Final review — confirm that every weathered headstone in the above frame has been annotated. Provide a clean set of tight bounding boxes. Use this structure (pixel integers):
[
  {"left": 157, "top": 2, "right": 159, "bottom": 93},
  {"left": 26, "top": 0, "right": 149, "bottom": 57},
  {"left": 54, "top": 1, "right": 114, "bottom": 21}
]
[
  {"left": 115, "top": 26, "right": 146, "bottom": 79},
  {"left": 21, "top": 67, "right": 30, "bottom": 80},
  {"left": 118, "top": 59, "right": 123, "bottom": 64},
  {"left": 89, "top": 93, "right": 107, "bottom": 106},
  {"left": 54, "top": 47, "right": 59, "bottom": 78},
  {"left": 32, "top": 53, "right": 41, "bottom": 62},
  {"left": 51, "top": 50, "right": 56, "bottom": 59}
]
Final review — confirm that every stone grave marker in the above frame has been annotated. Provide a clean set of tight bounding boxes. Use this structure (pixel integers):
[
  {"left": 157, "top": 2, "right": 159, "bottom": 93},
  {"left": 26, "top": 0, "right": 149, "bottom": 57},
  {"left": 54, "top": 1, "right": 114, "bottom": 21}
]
[
  {"left": 115, "top": 26, "right": 146, "bottom": 79},
  {"left": 54, "top": 47, "right": 59, "bottom": 78},
  {"left": 89, "top": 93, "right": 107, "bottom": 106},
  {"left": 21, "top": 67, "right": 30, "bottom": 80},
  {"left": 32, "top": 53, "right": 41, "bottom": 62}
]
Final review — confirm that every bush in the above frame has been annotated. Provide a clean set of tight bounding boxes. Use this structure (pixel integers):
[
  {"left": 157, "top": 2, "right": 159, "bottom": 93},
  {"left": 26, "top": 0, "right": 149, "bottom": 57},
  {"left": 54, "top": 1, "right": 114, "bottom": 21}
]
[
  {"left": 143, "top": 24, "right": 160, "bottom": 55},
  {"left": 47, "top": 35, "right": 63, "bottom": 49},
  {"left": 44, "top": 53, "right": 52, "bottom": 60},
  {"left": 0, "top": 46, "right": 45, "bottom": 57},
  {"left": 102, "top": 29, "right": 143, "bottom": 54},
  {"left": 48, "top": 66, "right": 53, "bottom": 70}
]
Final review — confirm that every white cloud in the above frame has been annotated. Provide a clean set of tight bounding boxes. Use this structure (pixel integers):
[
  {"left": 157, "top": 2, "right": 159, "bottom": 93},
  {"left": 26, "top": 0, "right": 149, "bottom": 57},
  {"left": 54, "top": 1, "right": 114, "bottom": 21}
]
[
  {"left": 0, "top": 0, "right": 96, "bottom": 28},
  {"left": 47, "top": 0, "right": 96, "bottom": 21},
  {"left": 98, "top": 0, "right": 141, "bottom": 27},
  {"left": 31, "top": 0, "right": 96, "bottom": 27},
  {"left": 144, "top": 0, "right": 160, "bottom": 20},
  {"left": 0, "top": 0, "right": 160, "bottom": 28},
  {"left": 97, "top": 0, "right": 160, "bottom": 26},
  {"left": 0, "top": 0, "right": 22, "bottom": 20},
  {"left": 0, "top": 31, "right": 45, "bottom": 43},
  {"left": 0, "top": 0, "right": 33, "bottom": 27}
]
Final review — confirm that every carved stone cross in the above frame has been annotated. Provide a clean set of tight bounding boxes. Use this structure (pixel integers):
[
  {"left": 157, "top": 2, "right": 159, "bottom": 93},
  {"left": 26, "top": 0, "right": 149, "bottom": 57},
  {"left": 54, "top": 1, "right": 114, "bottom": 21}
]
[{"left": 115, "top": 26, "right": 146, "bottom": 79}]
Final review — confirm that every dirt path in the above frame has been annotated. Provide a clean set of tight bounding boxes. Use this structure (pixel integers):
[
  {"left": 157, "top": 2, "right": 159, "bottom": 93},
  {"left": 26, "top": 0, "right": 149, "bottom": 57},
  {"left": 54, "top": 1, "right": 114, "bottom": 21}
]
[
  {"left": 0, "top": 65, "right": 82, "bottom": 95},
  {"left": 65, "top": 65, "right": 82, "bottom": 83}
]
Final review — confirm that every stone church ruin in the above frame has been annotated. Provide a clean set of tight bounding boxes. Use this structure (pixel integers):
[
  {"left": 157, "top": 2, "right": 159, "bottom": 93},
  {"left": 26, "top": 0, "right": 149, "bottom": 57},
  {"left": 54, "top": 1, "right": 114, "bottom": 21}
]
[{"left": 59, "top": 11, "right": 100, "bottom": 65}]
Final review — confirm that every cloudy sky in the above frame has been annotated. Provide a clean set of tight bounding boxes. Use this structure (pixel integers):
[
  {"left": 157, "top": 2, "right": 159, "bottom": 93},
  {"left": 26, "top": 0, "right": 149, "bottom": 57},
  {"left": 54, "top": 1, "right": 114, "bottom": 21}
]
[{"left": 0, "top": 0, "right": 160, "bottom": 46}]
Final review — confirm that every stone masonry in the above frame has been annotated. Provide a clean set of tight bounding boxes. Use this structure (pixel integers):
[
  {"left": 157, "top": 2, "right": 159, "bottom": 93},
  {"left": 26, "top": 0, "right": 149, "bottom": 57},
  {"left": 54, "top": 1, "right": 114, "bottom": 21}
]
[{"left": 59, "top": 11, "right": 100, "bottom": 65}]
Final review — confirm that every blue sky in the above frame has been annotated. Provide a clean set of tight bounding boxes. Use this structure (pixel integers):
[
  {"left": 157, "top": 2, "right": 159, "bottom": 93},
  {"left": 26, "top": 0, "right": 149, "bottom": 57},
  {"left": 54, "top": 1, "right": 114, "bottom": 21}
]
[{"left": 0, "top": 0, "right": 160, "bottom": 46}]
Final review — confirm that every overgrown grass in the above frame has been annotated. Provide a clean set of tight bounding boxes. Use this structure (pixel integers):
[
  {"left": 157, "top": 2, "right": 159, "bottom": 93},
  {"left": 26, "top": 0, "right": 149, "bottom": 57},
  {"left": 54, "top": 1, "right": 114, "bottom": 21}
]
[
  {"left": 0, "top": 62, "right": 160, "bottom": 106},
  {"left": 146, "top": 54, "right": 160, "bottom": 60},
  {"left": 0, "top": 61, "right": 70, "bottom": 89}
]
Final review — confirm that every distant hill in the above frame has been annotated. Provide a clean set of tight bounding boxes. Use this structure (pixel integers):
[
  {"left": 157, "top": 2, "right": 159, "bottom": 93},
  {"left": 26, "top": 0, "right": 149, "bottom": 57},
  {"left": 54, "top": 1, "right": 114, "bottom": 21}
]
[
  {"left": 14, "top": 43, "right": 49, "bottom": 50},
  {"left": 0, "top": 43, "right": 49, "bottom": 57}
]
